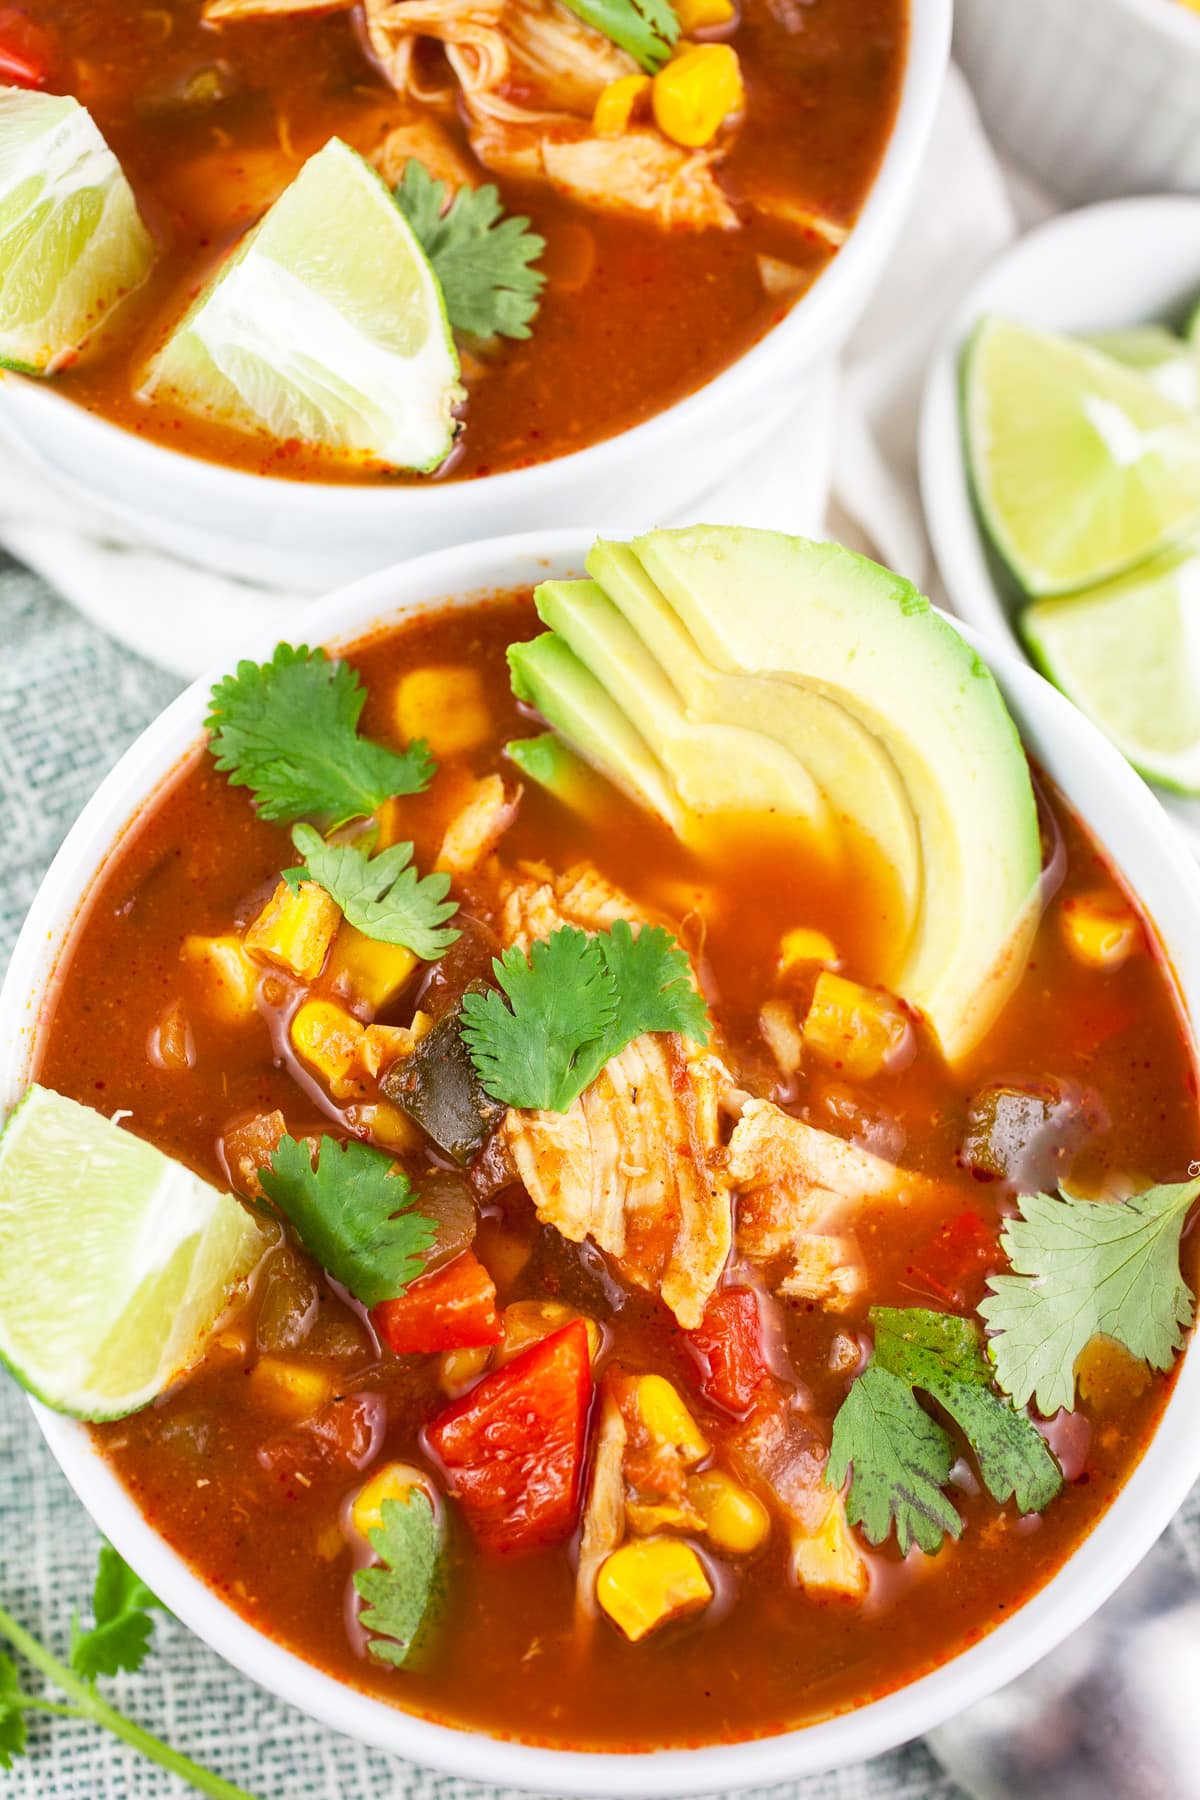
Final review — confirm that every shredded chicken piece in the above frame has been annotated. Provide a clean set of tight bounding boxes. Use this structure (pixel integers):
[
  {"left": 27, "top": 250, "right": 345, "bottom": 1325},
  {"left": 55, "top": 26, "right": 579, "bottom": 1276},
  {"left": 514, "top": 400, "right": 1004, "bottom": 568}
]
[
  {"left": 541, "top": 133, "right": 739, "bottom": 230},
  {"left": 745, "top": 189, "right": 847, "bottom": 248},
  {"left": 759, "top": 997, "right": 803, "bottom": 1077},
  {"left": 435, "top": 773, "right": 520, "bottom": 875},
  {"left": 372, "top": 116, "right": 479, "bottom": 190},
  {"left": 575, "top": 1389, "right": 627, "bottom": 1623},
  {"left": 499, "top": 868, "right": 733, "bottom": 1328},
  {"left": 728, "top": 1098, "right": 931, "bottom": 1310}
]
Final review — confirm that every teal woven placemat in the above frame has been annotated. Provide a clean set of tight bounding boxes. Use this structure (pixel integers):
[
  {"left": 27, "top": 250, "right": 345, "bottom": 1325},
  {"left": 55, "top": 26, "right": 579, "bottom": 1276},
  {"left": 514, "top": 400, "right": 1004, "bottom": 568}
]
[{"left": 0, "top": 557, "right": 967, "bottom": 1799}]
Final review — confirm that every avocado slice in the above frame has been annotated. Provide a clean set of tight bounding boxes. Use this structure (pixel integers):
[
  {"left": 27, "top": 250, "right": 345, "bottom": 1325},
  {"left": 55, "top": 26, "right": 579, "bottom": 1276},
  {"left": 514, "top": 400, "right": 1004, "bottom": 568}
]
[
  {"left": 535, "top": 580, "right": 830, "bottom": 830},
  {"left": 506, "top": 633, "right": 682, "bottom": 828},
  {"left": 585, "top": 539, "right": 922, "bottom": 945},
  {"left": 627, "top": 527, "right": 1041, "bottom": 1061},
  {"left": 506, "top": 732, "right": 610, "bottom": 818}
]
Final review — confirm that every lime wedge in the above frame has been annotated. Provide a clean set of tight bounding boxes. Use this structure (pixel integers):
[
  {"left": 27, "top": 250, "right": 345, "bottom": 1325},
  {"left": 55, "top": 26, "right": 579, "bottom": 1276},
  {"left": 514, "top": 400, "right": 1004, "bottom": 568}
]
[
  {"left": 1083, "top": 326, "right": 1199, "bottom": 412},
  {"left": 1022, "top": 546, "right": 1200, "bottom": 792},
  {"left": 0, "top": 1085, "right": 270, "bottom": 1419},
  {"left": 0, "top": 87, "right": 154, "bottom": 374},
  {"left": 964, "top": 316, "right": 1200, "bottom": 595},
  {"left": 144, "top": 137, "right": 462, "bottom": 472}
]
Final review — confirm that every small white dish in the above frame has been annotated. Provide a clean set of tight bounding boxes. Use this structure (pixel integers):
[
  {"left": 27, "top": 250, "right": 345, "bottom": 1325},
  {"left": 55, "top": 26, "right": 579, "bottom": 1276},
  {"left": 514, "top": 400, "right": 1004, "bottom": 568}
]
[
  {"left": 5, "top": 526, "right": 1200, "bottom": 1791},
  {"left": 919, "top": 193, "right": 1200, "bottom": 857},
  {"left": 0, "top": 0, "right": 948, "bottom": 593},
  {"left": 956, "top": 0, "right": 1200, "bottom": 204}
]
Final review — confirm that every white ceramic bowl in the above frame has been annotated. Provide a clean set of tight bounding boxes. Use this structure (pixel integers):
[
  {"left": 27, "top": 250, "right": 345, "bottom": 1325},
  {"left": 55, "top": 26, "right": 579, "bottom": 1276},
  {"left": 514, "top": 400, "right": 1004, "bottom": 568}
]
[
  {"left": 5, "top": 527, "right": 1200, "bottom": 1791},
  {"left": 919, "top": 193, "right": 1200, "bottom": 858},
  {"left": 955, "top": 0, "right": 1200, "bottom": 205},
  {"left": 0, "top": 0, "right": 949, "bottom": 593}
]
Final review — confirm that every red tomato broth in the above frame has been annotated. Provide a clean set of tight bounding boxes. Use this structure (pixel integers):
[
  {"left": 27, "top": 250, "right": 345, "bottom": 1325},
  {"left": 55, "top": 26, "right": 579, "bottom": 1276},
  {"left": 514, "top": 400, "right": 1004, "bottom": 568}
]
[
  {"left": 34, "top": 592, "right": 1200, "bottom": 1748},
  {"left": 28, "top": 0, "right": 907, "bottom": 482}
]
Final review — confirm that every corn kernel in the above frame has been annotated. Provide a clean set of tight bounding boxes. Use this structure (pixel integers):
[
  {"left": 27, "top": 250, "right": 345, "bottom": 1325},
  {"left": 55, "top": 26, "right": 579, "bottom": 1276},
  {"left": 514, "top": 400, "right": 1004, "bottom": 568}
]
[
  {"left": 345, "top": 1099, "right": 422, "bottom": 1153},
  {"left": 652, "top": 44, "right": 743, "bottom": 148},
  {"left": 634, "top": 1374, "right": 709, "bottom": 1464},
  {"left": 180, "top": 935, "right": 260, "bottom": 1024},
  {"left": 351, "top": 1462, "right": 424, "bottom": 1539},
  {"left": 496, "top": 1300, "right": 602, "bottom": 1366},
  {"left": 778, "top": 927, "right": 839, "bottom": 975},
  {"left": 803, "top": 970, "right": 909, "bottom": 1078},
  {"left": 248, "top": 1356, "right": 335, "bottom": 1420},
  {"left": 593, "top": 72, "right": 651, "bottom": 136},
  {"left": 674, "top": 0, "right": 735, "bottom": 27},
  {"left": 439, "top": 1343, "right": 494, "bottom": 1394},
  {"left": 687, "top": 1469, "right": 770, "bottom": 1554},
  {"left": 791, "top": 1493, "right": 869, "bottom": 1597},
  {"left": 597, "top": 1537, "right": 713, "bottom": 1641},
  {"left": 245, "top": 880, "right": 339, "bottom": 981},
  {"left": 394, "top": 665, "right": 491, "bottom": 759},
  {"left": 326, "top": 923, "right": 418, "bottom": 1015},
  {"left": 290, "top": 998, "right": 366, "bottom": 1100},
  {"left": 1061, "top": 891, "right": 1139, "bottom": 971}
]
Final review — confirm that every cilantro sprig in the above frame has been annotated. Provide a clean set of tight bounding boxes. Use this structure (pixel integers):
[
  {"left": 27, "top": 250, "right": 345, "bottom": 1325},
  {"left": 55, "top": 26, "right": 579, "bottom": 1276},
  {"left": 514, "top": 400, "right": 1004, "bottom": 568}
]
[
  {"left": 558, "top": 0, "right": 679, "bottom": 70},
  {"left": 397, "top": 163, "right": 545, "bottom": 341},
  {"left": 258, "top": 1135, "right": 436, "bottom": 1308},
  {"left": 826, "top": 1307, "right": 1062, "bottom": 1557},
  {"left": 0, "top": 1542, "right": 258, "bottom": 1797},
  {"left": 461, "top": 919, "right": 709, "bottom": 1112},
  {"left": 980, "top": 1178, "right": 1200, "bottom": 1416},
  {"left": 354, "top": 1492, "right": 443, "bottom": 1669},
  {"left": 206, "top": 644, "right": 434, "bottom": 829},
  {"left": 289, "top": 823, "right": 460, "bottom": 960}
]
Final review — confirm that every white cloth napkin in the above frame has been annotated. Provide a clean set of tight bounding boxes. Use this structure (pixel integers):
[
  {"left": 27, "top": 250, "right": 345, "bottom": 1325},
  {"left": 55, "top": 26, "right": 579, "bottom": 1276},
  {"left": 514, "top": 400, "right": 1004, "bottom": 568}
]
[{"left": 0, "top": 65, "right": 1024, "bottom": 674}]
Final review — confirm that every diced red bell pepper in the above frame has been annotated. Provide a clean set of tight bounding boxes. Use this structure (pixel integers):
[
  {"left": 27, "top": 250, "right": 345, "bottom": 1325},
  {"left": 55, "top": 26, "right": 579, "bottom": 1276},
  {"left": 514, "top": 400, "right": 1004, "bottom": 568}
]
[
  {"left": 907, "top": 1209, "right": 999, "bottom": 1309},
  {"left": 373, "top": 1249, "right": 503, "bottom": 1355},
  {"left": 425, "top": 1318, "right": 592, "bottom": 1554},
  {"left": 0, "top": 11, "right": 53, "bottom": 86},
  {"left": 687, "top": 1288, "right": 771, "bottom": 1414}
]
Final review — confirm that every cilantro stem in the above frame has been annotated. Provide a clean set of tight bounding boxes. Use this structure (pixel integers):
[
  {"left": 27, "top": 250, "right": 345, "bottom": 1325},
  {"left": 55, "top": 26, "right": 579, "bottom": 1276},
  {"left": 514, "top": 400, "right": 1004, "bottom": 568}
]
[
  {"left": 0, "top": 1601, "right": 260, "bottom": 1800},
  {"left": 10, "top": 1694, "right": 85, "bottom": 1717}
]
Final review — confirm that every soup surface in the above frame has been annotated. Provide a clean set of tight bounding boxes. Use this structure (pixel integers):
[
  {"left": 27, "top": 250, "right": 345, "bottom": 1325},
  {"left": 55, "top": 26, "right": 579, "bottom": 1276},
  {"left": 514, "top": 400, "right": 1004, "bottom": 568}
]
[
  {"left": 34, "top": 590, "right": 1200, "bottom": 1748},
  {"left": 17, "top": 0, "right": 906, "bottom": 481}
]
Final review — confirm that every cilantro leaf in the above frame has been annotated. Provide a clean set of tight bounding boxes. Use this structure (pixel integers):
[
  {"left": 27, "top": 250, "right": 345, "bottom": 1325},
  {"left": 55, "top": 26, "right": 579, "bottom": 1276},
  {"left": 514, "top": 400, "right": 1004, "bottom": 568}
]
[
  {"left": 258, "top": 1136, "right": 437, "bottom": 1307},
  {"left": 206, "top": 644, "right": 435, "bottom": 828},
  {"left": 0, "top": 1653, "right": 26, "bottom": 1770},
  {"left": 872, "top": 1308, "right": 1062, "bottom": 1515},
  {"left": 461, "top": 920, "right": 710, "bottom": 1112},
  {"left": 557, "top": 0, "right": 678, "bottom": 70},
  {"left": 827, "top": 1306, "right": 1063, "bottom": 1556},
  {"left": 354, "top": 1491, "right": 442, "bottom": 1669},
  {"left": 291, "top": 824, "right": 460, "bottom": 960},
  {"left": 826, "top": 1363, "right": 962, "bottom": 1556},
  {"left": 980, "top": 1179, "right": 1200, "bottom": 1416},
  {"left": 69, "top": 1544, "right": 164, "bottom": 1682},
  {"left": 461, "top": 927, "right": 618, "bottom": 1111},
  {"left": 396, "top": 163, "right": 545, "bottom": 341}
]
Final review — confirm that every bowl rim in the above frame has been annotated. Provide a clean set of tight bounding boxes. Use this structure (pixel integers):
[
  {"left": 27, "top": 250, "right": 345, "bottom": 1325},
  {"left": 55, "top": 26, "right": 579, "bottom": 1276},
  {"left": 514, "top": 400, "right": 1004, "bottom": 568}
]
[
  {"left": 6, "top": 524, "right": 1200, "bottom": 1792},
  {"left": 0, "top": 0, "right": 950, "bottom": 518}
]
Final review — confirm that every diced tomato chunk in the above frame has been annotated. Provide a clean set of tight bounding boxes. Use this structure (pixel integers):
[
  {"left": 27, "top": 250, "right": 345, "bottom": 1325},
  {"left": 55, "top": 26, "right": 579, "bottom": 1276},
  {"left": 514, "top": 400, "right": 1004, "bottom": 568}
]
[
  {"left": 907, "top": 1209, "right": 1000, "bottom": 1309},
  {"left": 687, "top": 1288, "right": 771, "bottom": 1414},
  {"left": 374, "top": 1249, "right": 503, "bottom": 1355},
  {"left": 425, "top": 1319, "right": 592, "bottom": 1554},
  {"left": 257, "top": 1392, "right": 385, "bottom": 1497},
  {"left": 0, "top": 10, "right": 53, "bottom": 86}
]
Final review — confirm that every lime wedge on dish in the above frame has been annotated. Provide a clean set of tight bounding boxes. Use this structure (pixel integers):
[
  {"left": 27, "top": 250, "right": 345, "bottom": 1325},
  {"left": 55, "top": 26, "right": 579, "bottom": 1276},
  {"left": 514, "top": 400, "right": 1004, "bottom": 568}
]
[
  {"left": 0, "top": 87, "right": 154, "bottom": 374},
  {"left": 1083, "top": 326, "right": 1199, "bottom": 412},
  {"left": 964, "top": 316, "right": 1200, "bottom": 595},
  {"left": 0, "top": 1085, "right": 270, "bottom": 1419},
  {"left": 1023, "top": 545, "right": 1200, "bottom": 792},
  {"left": 144, "top": 136, "right": 462, "bottom": 472}
]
